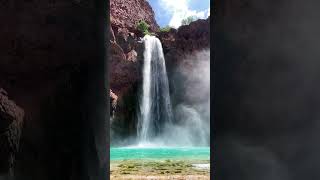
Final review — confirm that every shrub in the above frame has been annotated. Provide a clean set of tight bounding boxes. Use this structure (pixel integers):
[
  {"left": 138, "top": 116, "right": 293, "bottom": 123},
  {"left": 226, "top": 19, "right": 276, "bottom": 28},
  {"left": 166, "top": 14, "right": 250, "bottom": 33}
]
[
  {"left": 181, "top": 16, "right": 198, "bottom": 26},
  {"left": 136, "top": 20, "right": 150, "bottom": 35}
]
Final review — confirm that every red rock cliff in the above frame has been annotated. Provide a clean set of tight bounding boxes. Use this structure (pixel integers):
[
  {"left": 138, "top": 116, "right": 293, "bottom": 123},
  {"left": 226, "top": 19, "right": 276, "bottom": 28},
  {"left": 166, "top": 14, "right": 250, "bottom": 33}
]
[
  {"left": 110, "top": 0, "right": 159, "bottom": 32},
  {"left": 158, "top": 18, "right": 210, "bottom": 72},
  {"left": 109, "top": 0, "right": 159, "bottom": 113}
]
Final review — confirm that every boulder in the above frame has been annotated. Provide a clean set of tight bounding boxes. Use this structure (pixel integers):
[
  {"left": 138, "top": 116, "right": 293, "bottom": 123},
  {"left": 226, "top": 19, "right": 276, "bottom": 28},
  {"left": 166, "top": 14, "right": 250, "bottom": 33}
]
[
  {"left": 126, "top": 49, "right": 138, "bottom": 62},
  {"left": 109, "top": 89, "right": 118, "bottom": 117}
]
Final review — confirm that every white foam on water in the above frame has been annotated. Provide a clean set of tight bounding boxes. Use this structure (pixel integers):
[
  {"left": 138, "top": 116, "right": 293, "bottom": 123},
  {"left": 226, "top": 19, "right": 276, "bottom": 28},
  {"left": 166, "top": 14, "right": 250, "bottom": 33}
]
[{"left": 192, "top": 163, "right": 210, "bottom": 170}]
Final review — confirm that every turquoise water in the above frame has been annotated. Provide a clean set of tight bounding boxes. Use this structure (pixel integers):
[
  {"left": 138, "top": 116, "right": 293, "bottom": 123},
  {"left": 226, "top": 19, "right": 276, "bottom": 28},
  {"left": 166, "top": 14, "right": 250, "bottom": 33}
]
[{"left": 110, "top": 147, "right": 210, "bottom": 161}]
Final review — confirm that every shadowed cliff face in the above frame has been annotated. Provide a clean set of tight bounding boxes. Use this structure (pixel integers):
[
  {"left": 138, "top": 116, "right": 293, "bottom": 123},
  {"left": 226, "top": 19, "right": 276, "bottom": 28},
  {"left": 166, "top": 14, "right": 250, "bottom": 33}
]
[
  {"left": 0, "top": 0, "right": 107, "bottom": 179},
  {"left": 214, "top": 0, "right": 320, "bottom": 179},
  {"left": 0, "top": 89, "right": 24, "bottom": 177}
]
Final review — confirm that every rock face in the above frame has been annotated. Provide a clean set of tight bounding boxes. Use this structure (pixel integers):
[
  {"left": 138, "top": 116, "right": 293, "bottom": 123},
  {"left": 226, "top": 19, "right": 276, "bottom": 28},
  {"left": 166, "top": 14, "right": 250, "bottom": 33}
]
[
  {"left": 109, "top": 0, "right": 155, "bottom": 100},
  {"left": 110, "top": 0, "right": 159, "bottom": 32},
  {"left": 0, "top": 89, "right": 24, "bottom": 177},
  {"left": 109, "top": 34, "right": 142, "bottom": 140},
  {"left": 158, "top": 18, "right": 210, "bottom": 71},
  {"left": 0, "top": 0, "right": 107, "bottom": 179},
  {"left": 110, "top": 89, "right": 118, "bottom": 117},
  {"left": 159, "top": 18, "right": 210, "bottom": 53},
  {"left": 109, "top": 31, "right": 142, "bottom": 115},
  {"left": 110, "top": 0, "right": 157, "bottom": 136}
]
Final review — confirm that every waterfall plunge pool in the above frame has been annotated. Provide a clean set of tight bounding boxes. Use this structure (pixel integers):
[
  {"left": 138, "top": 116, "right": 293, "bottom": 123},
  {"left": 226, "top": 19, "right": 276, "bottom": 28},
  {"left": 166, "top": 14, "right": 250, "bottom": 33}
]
[
  {"left": 110, "top": 146, "right": 210, "bottom": 161},
  {"left": 110, "top": 147, "right": 210, "bottom": 178}
]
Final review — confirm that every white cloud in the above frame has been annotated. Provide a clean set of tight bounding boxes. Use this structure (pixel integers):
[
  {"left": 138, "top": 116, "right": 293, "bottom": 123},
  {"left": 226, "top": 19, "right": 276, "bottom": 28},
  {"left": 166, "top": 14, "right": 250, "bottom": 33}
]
[{"left": 159, "top": 0, "right": 210, "bottom": 28}]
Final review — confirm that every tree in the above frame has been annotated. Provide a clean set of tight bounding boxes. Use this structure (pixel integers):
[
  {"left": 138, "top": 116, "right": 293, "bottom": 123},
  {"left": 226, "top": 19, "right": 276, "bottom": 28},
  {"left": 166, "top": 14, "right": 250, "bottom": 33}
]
[
  {"left": 181, "top": 16, "right": 198, "bottom": 26},
  {"left": 136, "top": 20, "right": 150, "bottom": 35}
]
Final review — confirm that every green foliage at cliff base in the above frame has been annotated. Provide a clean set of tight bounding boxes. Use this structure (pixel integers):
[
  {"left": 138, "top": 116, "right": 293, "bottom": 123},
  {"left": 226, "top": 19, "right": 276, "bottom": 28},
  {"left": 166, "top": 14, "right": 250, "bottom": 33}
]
[{"left": 111, "top": 159, "right": 210, "bottom": 176}]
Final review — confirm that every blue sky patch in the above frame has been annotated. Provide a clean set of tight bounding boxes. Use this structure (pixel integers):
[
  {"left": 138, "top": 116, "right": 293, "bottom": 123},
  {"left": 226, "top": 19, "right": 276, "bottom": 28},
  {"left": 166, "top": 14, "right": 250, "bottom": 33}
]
[{"left": 147, "top": 0, "right": 210, "bottom": 28}]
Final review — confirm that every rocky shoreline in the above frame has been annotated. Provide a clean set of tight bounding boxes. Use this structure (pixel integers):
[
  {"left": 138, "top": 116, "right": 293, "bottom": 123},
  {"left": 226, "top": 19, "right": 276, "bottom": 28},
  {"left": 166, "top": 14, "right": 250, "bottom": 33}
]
[
  {"left": 111, "top": 159, "right": 210, "bottom": 180},
  {"left": 111, "top": 174, "right": 209, "bottom": 180}
]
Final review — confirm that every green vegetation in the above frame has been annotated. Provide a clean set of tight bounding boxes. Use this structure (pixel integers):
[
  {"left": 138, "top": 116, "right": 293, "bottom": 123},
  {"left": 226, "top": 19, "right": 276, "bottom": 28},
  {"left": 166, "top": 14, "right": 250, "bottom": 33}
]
[
  {"left": 181, "top": 16, "right": 198, "bottom": 26},
  {"left": 136, "top": 20, "right": 150, "bottom": 35},
  {"left": 111, "top": 159, "right": 209, "bottom": 176},
  {"left": 159, "top": 26, "right": 172, "bottom": 32}
]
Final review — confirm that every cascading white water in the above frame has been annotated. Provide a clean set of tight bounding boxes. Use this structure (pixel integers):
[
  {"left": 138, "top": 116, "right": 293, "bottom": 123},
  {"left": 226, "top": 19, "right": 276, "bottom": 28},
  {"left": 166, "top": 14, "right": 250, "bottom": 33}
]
[{"left": 137, "top": 35, "right": 173, "bottom": 143}]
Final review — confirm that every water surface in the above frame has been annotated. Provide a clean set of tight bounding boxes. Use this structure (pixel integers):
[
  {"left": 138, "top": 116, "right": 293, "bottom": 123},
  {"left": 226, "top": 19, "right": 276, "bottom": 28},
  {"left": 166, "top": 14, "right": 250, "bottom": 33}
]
[{"left": 110, "top": 147, "right": 210, "bottom": 161}]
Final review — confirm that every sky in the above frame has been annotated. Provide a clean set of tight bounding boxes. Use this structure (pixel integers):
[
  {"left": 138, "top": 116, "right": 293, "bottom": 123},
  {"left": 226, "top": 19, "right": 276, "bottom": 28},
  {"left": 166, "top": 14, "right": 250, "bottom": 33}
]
[{"left": 147, "top": 0, "right": 210, "bottom": 28}]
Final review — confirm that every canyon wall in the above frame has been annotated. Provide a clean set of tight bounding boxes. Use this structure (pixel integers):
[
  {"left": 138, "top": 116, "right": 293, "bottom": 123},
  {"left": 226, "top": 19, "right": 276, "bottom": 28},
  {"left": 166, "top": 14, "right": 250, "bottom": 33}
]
[
  {"left": 0, "top": 0, "right": 107, "bottom": 179},
  {"left": 0, "top": 89, "right": 24, "bottom": 177},
  {"left": 159, "top": 18, "right": 210, "bottom": 62},
  {"left": 109, "top": 0, "right": 159, "bottom": 101},
  {"left": 110, "top": 0, "right": 159, "bottom": 32},
  {"left": 109, "top": 0, "right": 160, "bottom": 140}
]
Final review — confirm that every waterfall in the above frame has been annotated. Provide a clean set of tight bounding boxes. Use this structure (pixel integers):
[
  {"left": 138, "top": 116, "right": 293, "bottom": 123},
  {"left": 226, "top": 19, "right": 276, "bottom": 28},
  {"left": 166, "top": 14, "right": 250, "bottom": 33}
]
[{"left": 137, "top": 35, "right": 173, "bottom": 143}]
